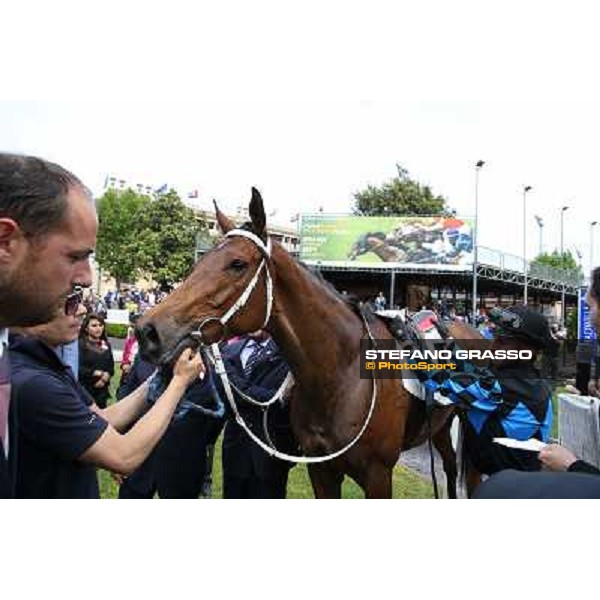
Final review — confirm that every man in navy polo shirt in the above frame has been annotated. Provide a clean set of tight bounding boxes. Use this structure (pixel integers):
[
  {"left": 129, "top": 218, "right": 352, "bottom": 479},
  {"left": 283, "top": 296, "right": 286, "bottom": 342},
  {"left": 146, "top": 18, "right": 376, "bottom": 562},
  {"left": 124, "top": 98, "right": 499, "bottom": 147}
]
[
  {"left": 1, "top": 153, "right": 97, "bottom": 498},
  {"left": 10, "top": 299, "right": 205, "bottom": 499}
]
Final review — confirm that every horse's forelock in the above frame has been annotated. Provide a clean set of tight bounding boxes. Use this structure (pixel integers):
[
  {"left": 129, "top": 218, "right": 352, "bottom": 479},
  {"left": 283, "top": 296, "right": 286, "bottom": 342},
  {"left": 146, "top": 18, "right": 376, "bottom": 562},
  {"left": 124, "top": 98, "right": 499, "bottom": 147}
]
[{"left": 239, "top": 220, "right": 268, "bottom": 243}]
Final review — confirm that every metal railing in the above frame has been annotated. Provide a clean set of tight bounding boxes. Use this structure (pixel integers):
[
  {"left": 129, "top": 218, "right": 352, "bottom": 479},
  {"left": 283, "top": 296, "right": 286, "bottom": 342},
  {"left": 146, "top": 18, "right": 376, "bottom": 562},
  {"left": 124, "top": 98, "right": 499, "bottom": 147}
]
[{"left": 478, "top": 246, "right": 582, "bottom": 287}]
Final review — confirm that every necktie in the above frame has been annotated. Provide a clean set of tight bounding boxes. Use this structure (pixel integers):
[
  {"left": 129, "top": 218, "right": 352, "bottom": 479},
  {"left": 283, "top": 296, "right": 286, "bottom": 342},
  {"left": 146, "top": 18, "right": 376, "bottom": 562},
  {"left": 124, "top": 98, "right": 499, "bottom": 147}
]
[
  {"left": 0, "top": 348, "right": 10, "bottom": 458},
  {"left": 244, "top": 342, "right": 266, "bottom": 377}
]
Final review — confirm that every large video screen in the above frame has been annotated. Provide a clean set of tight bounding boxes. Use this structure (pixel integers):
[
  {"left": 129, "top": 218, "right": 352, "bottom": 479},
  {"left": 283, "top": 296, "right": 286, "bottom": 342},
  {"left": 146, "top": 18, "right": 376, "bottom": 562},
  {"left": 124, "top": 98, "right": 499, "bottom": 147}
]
[{"left": 300, "top": 214, "right": 474, "bottom": 268}]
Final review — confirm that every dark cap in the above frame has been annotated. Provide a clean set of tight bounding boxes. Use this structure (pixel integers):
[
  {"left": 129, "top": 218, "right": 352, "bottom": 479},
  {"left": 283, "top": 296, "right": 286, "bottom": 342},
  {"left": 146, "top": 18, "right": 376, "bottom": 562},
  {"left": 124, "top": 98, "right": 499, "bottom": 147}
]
[{"left": 489, "top": 305, "right": 554, "bottom": 350}]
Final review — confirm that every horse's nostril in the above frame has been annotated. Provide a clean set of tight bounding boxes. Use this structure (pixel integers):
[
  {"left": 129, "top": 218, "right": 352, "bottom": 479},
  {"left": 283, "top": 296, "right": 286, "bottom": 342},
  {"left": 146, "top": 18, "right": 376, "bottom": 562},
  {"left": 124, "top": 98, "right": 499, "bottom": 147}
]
[
  {"left": 142, "top": 323, "right": 160, "bottom": 345},
  {"left": 136, "top": 322, "right": 162, "bottom": 359}
]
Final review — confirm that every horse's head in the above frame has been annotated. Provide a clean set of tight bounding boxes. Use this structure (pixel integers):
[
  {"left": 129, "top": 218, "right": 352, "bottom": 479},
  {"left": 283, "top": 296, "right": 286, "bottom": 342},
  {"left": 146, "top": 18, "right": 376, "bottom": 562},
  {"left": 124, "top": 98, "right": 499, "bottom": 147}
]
[
  {"left": 136, "top": 187, "right": 272, "bottom": 365},
  {"left": 348, "top": 232, "right": 386, "bottom": 260}
]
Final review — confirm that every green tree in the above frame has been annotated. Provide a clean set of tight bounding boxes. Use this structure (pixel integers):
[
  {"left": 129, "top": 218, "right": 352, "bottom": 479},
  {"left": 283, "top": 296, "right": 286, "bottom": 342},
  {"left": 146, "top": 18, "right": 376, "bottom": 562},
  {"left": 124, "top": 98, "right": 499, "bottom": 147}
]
[
  {"left": 140, "top": 190, "right": 206, "bottom": 287},
  {"left": 353, "top": 164, "right": 453, "bottom": 216},
  {"left": 531, "top": 249, "right": 581, "bottom": 273},
  {"left": 95, "top": 188, "right": 152, "bottom": 289}
]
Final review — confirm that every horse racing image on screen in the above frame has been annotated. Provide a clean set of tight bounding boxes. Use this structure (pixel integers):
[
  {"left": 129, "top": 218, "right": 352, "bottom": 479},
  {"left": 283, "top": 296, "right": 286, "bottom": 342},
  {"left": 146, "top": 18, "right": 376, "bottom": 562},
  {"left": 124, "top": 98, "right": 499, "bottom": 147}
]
[{"left": 300, "top": 214, "right": 474, "bottom": 268}]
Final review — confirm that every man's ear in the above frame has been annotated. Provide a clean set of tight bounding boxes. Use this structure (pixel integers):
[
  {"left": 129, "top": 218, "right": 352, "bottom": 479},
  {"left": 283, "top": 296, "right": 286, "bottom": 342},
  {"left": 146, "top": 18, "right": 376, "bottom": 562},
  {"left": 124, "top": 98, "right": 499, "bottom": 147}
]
[{"left": 0, "top": 218, "right": 21, "bottom": 256}]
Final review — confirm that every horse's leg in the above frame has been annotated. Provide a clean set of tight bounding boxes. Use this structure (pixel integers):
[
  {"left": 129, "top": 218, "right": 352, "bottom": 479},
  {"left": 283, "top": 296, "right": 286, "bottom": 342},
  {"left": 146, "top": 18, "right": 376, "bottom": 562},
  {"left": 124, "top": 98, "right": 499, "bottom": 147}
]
[
  {"left": 432, "top": 418, "right": 458, "bottom": 499},
  {"left": 364, "top": 463, "right": 393, "bottom": 499},
  {"left": 465, "top": 465, "right": 482, "bottom": 498},
  {"left": 455, "top": 413, "right": 482, "bottom": 497},
  {"left": 308, "top": 464, "right": 344, "bottom": 499}
]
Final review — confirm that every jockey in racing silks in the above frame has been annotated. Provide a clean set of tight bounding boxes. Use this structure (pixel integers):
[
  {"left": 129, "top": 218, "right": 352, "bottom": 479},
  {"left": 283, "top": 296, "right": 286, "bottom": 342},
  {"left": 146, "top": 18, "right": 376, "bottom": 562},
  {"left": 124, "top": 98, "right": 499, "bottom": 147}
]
[{"left": 418, "top": 305, "right": 554, "bottom": 479}]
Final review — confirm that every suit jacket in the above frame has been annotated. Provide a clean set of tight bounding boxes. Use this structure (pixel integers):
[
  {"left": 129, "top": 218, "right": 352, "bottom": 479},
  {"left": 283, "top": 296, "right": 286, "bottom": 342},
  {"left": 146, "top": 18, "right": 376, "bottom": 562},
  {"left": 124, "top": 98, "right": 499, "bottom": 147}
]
[{"left": 218, "top": 338, "right": 296, "bottom": 480}]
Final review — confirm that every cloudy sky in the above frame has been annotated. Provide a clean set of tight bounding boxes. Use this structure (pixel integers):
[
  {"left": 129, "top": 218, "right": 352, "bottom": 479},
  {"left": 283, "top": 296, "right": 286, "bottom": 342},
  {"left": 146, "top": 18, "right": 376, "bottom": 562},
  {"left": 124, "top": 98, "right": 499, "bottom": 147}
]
[{"left": 2, "top": 0, "right": 600, "bottom": 272}]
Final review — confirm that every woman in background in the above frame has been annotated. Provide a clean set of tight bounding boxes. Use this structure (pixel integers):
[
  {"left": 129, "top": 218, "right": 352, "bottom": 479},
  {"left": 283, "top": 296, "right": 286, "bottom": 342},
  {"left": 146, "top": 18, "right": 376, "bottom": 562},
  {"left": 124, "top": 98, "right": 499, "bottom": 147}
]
[{"left": 79, "top": 313, "right": 114, "bottom": 409}]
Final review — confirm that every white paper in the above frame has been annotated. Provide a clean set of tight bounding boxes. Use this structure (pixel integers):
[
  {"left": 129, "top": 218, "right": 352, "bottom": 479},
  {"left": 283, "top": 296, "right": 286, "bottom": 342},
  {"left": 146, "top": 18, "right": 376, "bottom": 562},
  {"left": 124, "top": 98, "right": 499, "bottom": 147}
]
[{"left": 493, "top": 437, "right": 547, "bottom": 452}]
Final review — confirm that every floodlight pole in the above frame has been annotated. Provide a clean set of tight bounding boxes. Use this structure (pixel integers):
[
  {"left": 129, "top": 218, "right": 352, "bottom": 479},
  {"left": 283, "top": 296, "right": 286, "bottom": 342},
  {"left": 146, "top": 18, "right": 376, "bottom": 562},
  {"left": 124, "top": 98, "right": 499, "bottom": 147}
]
[
  {"left": 523, "top": 185, "right": 532, "bottom": 305},
  {"left": 560, "top": 205, "right": 569, "bottom": 328},
  {"left": 472, "top": 160, "right": 485, "bottom": 322},
  {"left": 591, "top": 221, "right": 598, "bottom": 275}
]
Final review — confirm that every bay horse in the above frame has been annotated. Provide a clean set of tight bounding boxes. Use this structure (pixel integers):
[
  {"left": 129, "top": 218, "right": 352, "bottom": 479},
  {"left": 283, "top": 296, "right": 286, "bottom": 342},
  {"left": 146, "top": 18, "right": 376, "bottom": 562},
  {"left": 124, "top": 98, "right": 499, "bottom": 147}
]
[
  {"left": 348, "top": 232, "right": 406, "bottom": 262},
  {"left": 136, "top": 188, "right": 459, "bottom": 498}
]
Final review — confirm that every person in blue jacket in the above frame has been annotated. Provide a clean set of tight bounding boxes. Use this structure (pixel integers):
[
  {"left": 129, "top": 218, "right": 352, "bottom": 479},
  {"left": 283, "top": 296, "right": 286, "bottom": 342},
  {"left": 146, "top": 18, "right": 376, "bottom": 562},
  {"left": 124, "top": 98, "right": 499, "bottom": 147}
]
[{"left": 420, "top": 305, "right": 554, "bottom": 488}]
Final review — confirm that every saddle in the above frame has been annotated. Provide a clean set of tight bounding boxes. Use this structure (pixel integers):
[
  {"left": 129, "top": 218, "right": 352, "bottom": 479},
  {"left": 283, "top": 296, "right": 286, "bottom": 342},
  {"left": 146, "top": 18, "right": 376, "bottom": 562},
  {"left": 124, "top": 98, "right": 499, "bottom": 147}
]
[
  {"left": 376, "top": 309, "right": 454, "bottom": 406},
  {"left": 376, "top": 309, "right": 450, "bottom": 348}
]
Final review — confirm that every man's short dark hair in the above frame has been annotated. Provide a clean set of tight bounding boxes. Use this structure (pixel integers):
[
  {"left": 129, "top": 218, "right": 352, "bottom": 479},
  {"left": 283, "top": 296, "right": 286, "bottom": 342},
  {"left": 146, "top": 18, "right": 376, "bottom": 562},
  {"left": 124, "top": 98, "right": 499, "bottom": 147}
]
[{"left": 0, "top": 153, "right": 85, "bottom": 237}]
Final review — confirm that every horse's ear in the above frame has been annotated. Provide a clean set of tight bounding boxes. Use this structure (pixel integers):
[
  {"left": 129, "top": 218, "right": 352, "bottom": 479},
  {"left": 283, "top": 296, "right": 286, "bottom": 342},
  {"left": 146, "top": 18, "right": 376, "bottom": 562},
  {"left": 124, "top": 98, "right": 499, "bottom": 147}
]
[
  {"left": 214, "top": 200, "right": 235, "bottom": 233},
  {"left": 249, "top": 187, "right": 267, "bottom": 238}
]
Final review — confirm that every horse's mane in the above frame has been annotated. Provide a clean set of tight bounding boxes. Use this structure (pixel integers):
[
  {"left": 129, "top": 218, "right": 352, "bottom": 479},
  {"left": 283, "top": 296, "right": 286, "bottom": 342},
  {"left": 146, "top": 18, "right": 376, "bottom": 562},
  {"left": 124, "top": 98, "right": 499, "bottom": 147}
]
[
  {"left": 238, "top": 221, "right": 377, "bottom": 324},
  {"left": 300, "top": 262, "right": 377, "bottom": 324}
]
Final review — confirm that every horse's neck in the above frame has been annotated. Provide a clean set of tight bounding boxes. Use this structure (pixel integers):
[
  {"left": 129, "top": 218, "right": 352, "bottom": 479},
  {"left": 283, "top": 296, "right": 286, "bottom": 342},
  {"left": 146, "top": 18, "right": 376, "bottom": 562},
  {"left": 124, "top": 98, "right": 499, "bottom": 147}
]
[
  {"left": 379, "top": 247, "right": 396, "bottom": 261},
  {"left": 373, "top": 243, "right": 397, "bottom": 262},
  {"left": 268, "top": 245, "right": 362, "bottom": 388}
]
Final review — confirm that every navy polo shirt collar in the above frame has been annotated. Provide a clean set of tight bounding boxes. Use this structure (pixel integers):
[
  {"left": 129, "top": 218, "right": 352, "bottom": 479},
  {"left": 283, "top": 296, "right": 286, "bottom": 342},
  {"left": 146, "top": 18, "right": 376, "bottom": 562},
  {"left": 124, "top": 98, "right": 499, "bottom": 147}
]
[{"left": 9, "top": 335, "right": 70, "bottom": 374}]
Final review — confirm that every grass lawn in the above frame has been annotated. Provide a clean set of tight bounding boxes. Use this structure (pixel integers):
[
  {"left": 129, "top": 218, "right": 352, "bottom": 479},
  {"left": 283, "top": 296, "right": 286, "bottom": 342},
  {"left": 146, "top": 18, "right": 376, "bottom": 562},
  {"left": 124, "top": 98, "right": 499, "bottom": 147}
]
[
  {"left": 98, "top": 435, "right": 435, "bottom": 499},
  {"left": 102, "top": 360, "right": 435, "bottom": 499}
]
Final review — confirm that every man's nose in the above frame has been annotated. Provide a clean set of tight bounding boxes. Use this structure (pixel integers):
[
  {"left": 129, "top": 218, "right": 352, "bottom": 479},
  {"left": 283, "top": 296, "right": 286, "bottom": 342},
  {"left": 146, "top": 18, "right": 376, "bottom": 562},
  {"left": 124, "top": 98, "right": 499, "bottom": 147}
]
[{"left": 75, "top": 258, "right": 93, "bottom": 288}]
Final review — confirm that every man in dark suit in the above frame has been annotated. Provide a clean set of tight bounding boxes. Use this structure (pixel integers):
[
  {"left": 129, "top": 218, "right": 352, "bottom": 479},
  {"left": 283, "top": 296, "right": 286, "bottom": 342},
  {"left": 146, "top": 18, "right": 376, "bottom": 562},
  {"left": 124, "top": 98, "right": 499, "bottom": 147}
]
[{"left": 218, "top": 331, "right": 296, "bottom": 499}]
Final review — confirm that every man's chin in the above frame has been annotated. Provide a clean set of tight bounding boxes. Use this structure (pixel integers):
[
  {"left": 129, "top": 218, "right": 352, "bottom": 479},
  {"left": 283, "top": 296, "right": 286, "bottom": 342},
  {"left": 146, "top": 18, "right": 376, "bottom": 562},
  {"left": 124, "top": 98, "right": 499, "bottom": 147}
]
[{"left": 0, "top": 300, "right": 56, "bottom": 328}]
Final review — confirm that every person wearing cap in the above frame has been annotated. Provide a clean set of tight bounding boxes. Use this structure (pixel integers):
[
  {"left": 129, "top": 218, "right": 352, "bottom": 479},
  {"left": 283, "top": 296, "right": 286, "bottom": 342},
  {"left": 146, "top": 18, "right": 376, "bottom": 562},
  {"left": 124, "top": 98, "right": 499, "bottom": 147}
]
[
  {"left": 470, "top": 267, "right": 600, "bottom": 498},
  {"left": 420, "top": 304, "right": 555, "bottom": 494}
]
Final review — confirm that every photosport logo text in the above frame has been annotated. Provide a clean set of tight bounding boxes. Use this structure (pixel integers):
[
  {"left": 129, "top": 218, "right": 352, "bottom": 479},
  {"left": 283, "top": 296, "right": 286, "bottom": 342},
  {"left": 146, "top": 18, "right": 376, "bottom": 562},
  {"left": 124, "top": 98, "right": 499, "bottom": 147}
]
[{"left": 359, "top": 340, "right": 533, "bottom": 379}]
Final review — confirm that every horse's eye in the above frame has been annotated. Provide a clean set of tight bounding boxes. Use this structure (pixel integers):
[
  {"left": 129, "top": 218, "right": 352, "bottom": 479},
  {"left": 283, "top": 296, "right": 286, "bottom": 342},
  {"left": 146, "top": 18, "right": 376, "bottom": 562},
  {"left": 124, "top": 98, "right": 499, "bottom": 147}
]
[{"left": 227, "top": 259, "right": 248, "bottom": 272}]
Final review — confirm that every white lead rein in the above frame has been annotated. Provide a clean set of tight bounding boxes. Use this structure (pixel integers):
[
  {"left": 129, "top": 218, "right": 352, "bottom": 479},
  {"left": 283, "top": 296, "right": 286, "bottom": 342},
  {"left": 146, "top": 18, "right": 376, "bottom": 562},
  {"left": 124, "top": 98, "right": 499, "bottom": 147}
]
[{"left": 209, "top": 315, "right": 379, "bottom": 464}]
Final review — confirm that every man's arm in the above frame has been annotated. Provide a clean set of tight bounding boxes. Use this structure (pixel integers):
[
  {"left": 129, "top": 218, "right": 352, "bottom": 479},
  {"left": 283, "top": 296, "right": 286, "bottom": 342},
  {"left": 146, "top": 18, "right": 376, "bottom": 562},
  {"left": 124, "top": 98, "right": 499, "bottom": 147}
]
[
  {"left": 80, "top": 349, "right": 203, "bottom": 475},
  {"left": 91, "top": 379, "right": 151, "bottom": 431},
  {"left": 568, "top": 460, "right": 600, "bottom": 475},
  {"left": 540, "top": 443, "right": 600, "bottom": 475}
]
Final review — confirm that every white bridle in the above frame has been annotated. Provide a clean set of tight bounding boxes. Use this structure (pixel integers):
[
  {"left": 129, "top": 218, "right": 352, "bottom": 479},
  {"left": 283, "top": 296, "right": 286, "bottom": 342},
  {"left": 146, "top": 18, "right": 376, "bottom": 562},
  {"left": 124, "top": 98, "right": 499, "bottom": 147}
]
[
  {"left": 192, "top": 227, "right": 378, "bottom": 464},
  {"left": 189, "top": 229, "right": 274, "bottom": 344}
]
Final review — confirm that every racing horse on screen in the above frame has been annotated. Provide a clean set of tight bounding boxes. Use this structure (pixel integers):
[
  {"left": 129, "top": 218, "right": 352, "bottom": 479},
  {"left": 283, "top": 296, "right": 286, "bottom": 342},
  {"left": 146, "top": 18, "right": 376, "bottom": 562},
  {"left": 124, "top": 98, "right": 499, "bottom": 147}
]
[{"left": 136, "top": 189, "right": 458, "bottom": 498}]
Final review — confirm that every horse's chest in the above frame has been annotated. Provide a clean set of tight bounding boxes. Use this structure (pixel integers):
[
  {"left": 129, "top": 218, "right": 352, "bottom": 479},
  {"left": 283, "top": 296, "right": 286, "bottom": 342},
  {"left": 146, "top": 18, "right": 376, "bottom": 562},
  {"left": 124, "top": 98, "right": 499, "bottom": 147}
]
[{"left": 289, "top": 390, "right": 363, "bottom": 454}]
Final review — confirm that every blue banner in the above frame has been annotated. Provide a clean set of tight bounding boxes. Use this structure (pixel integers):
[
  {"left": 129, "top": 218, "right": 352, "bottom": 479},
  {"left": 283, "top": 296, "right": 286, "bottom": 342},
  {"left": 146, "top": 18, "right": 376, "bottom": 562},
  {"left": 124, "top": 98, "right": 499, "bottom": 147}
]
[{"left": 578, "top": 286, "right": 597, "bottom": 341}]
